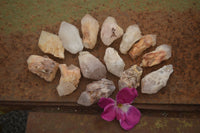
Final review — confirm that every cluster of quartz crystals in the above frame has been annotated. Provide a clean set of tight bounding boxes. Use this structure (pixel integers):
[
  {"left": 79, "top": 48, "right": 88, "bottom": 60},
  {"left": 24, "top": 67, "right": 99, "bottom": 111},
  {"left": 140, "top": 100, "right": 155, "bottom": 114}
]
[{"left": 27, "top": 14, "right": 173, "bottom": 106}]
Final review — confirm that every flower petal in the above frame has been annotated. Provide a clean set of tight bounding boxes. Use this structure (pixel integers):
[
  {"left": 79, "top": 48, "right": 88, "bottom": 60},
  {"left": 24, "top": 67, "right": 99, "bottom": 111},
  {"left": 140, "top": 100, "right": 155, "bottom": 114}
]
[
  {"left": 98, "top": 97, "right": 115, "bottom": 109},
  {"left": 116, "top": 108, "right": 126, "bottom": 121},
  {"left": 116, "top": 88, "right": 138, "bottom": 104},
  {"left": 101, "top": 103, "right": 116, "bottom": 121},
  {"left": 119, "top": 105, "right": 141, "bottom": 130}
]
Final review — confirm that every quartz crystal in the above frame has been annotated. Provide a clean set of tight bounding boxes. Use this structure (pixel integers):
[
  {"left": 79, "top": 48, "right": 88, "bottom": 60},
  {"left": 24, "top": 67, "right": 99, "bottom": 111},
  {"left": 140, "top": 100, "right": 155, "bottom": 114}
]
[
  {"left": 141, "top": 64, "right": 173, "bottom": 94},
  {"left": 78, "top": 51, "right": 107, "bottom": 80},
  {"left": 118, "top": 65, "right": 143, "bottom": 90},
  {"left": 104, "top": 47, "right": 125, "bottom": 77},
  {"left": 141, "top": 44, "right": 172, "bottom": 67},
  {"left": 56, "top": 64, "right": 81, "bottom": 96},
  {"left": 129, "top": 34, "right": 156, "bottom": 59},
  {"left": 58, "top": 21, "right": 83, "bottom": 54},
  {"left": 38, "top": 31, "right": 65, "bottom": 59},
  {"left": 101, "top": 16, "right": 123, "bottom": 46},
  {"left": 77, "top": 78, "right": 116, "bottom": 106},
  {"left": 81, "top": 14, "right": 99, "bottom": 49},
  {"left": 120, "top": 25, "right": 142, "bottom": 54},
  {"left": 27, "top": 55, "right": 59, "bottom": 82}
]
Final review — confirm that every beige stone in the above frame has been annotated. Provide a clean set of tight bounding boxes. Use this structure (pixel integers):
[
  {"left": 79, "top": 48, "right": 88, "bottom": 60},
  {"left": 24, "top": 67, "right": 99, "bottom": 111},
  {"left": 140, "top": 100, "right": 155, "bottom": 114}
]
[
  {"left": 38, "top": 31, "right": 64, "bottom": 59},
  {"left": 27, "top": 55, "right": 59, "bottom": 82},
  {"left": 141, "top": 44, "right": 172, "bottom": 67},
  {"left": 77, "top": 79, "right": 115, "bottom": 106},
  {"left": 129, "top": 34, "right": 156, "bottom": 59},
  {"left": 118, "top": 65, "right": 143, "bottom": 90},
  {"left": 81, "top": 14, "right": 99, "bottom": 49},
  {"left": 57, "top": 64, "right": 81, "bottom": 96}
]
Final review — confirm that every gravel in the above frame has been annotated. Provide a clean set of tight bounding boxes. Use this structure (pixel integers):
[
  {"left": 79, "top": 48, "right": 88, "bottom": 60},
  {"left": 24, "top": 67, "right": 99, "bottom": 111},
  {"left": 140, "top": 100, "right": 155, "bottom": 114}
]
[{"left": 0, "top": 111, "right": 28, "bottom": 133}]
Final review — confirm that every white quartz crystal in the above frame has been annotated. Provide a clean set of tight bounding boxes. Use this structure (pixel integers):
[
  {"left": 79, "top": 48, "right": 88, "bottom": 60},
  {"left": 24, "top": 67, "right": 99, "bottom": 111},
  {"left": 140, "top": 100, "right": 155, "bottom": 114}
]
[
  {"left": 78, "top": 51, "right": 107, "bottom": 80},
  {"left": 81, "top": 14, "right": 99, "bottom": 49},
  {"left": 77, "top": 78, "right": 116, "bottom": 106},
  {"left": 38, "top": 31, "right": 65, "bottom": 59},
  {"left": 120, "top": 24, "right": 142, "bottom": 54},
  {"left": 104, "top": 47, "right": 125, "bottom": 77},
  {"left": 141, "top": 64, "right": 173, "bottom": 94},
  {"left": 100, "top": 16, "right": 123, "bottom": 46},
  {"left": 58, "top": 21, "right": 83, "bottom": 54}
]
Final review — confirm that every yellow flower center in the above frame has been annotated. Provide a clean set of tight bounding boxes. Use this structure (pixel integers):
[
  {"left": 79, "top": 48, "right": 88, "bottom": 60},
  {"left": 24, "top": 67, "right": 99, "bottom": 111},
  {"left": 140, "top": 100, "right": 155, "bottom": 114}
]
[{"left": 117, "top": 104, "right": 122, "bottom": 108}]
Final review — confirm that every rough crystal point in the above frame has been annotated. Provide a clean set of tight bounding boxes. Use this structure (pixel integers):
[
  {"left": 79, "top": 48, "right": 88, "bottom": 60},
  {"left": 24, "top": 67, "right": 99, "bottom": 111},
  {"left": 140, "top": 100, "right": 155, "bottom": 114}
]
[
  {"left": 77, "top": 78, "right": 116, "bottom": 106},
  {"left": 120, "top": 24, "right": 142, "bottom": 54},
  {"left": 141, "top": 44, "right": 172, "bottom": 67},
  {"left": 141, "top": 64, "right": 173, "bottom": 94},
  {"left": 129, "top": 34, "right": 156, "bottom": 59},
  {"left": 78, "top": 51, "right": 107, "bottom": 80},
  {"left": 38, "top": 31, "right": 65, "bottom": 59},
  {"left": 81, "top": 14, "right": 99, "bottom": 49},
  {"left": 104, "top": 47, "right": 125, "bottom": 77},
  {"left": 56, "top": 64, "right": 81, "bottom": 96},
  {"left": 118, "top": 65, "right": 143, "bottom": 90},
  {"left": 58, "top": 21, "right": 83, "bottom": 54},
  {"left": 27, "top": 55, "right": 59, "bottom": 82},
  {"left": 101, "top": 16, "right": 124, "bottom": 46}
]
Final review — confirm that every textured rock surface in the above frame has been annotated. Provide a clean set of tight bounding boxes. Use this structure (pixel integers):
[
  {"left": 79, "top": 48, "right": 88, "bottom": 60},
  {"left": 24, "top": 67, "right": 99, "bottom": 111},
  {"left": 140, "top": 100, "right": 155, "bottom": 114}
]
[
  {"left": 58, "top": 21, "right": 83, "bottom": 54},
  {"left": 27, "top": 55, "right": 59, "bottom": 82},
  {"left": 141, "top": 44, "right": 172, "bottom": 67},
  {"left": 118, "top": 65, "right": 143, "bottom": 90},
  {"left": 77, "top": 78, "right": 116, "bottom": 106},
  {"left": 38, "top": 31, "right": 64, "bottom": 59},
  {"left": 141, "top": 64, "right": 173, "bottom": 94},
  {"left": 81, "top": 14, "right": 99, "bottom": 49},
  {"left": 104, "top": 47, "right": 125, "bottom": 77},
  {"left": 56, "top": 64, "right": 81, "bottom": 96},
  {"left": 78, "top": 51, "right": 107, "bottom": 80},
  {"left": 129, "top": 34, "right": 156, "bottom": 59},
  {"left": 101, "top": 16, "right": 123, "bottom": 46},
  {"left": 120, "top": 24, "right": 142, "bottom": 54}
]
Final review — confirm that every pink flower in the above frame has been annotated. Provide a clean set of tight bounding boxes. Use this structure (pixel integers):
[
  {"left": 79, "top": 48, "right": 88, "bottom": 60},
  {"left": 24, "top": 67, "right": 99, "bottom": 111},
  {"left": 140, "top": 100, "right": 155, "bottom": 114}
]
[{"left": 98, "top": 87, "right": 141, "bottom": 130}]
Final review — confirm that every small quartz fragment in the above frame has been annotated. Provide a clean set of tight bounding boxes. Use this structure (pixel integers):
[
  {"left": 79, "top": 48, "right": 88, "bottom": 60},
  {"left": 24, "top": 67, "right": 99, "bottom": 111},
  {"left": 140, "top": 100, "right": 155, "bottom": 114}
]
[
  {"left": 56, "top": 64, "right": 81, "bottom": 96},
  {"left": 101, "top": 16, "right": 123, "bottom": 46},
  {"left": 141, "top": 64, "right": 173, "bottom": 94},
  {"left": 81, "top": 14, "right": 99, "bottom": 49},
  {"left": 141, "top": 44, "right": 172, "bottom": 67},
  {"left": 120, "top": 25, "right": 142, "bottom": 54},
  {"left": 78, "top": 51, "right": 107, "bottom": 80},
  {"left": 77, "top": 78, "right": 116, "bottom": 106},
  {"left": 27, "top": 55, "right": 59, "bottom": 82},
  {"left": 38, "top": 31, "right": 65, "bottom": 59},
  {"left": 104, "top": 47, "right": 125, "bottom": 77},
  {"left": 118, "top": 65, "right": 143, "bottom": 90},
  {"left": 58, "top": 21, "right": 83, "bottom": 54},
  {"left": 129, "top": 34, "right": 156, "bottom": 59}
]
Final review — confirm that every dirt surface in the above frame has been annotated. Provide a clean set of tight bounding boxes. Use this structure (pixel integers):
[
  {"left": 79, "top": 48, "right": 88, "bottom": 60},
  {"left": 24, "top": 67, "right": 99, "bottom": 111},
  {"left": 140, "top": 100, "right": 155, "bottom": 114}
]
[{"left": 0, "top": 8, "right": 199, "bottom": 105}]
